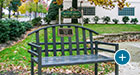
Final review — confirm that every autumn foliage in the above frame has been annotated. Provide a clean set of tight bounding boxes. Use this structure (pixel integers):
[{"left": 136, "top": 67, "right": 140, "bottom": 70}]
[{"left": 56, "top": 0, "right": 130, "bottom": 9}]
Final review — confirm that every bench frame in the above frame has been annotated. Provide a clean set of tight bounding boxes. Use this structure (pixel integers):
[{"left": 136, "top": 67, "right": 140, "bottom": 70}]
[{"left": 28, "top": 24, "right": 119, "bottom": 75}]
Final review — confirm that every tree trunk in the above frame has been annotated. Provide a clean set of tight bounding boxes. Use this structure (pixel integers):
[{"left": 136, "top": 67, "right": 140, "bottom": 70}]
[
  {"left": 0, "top": 1, "right": 3, "bottom": 19},
  {"left": 35, "top": 2, "right": 38, "bottom": 18},
  {"left": 8, "top": 9, "right": 11, "bottom": 18},
  {"left": 72, "top": 0, "right": 78, "bottom": 23}
]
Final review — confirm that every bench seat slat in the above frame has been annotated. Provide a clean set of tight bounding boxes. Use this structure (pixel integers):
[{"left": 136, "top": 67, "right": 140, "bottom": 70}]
[{"left": 33, "top": 54, "right": 114, "bottom": 67}]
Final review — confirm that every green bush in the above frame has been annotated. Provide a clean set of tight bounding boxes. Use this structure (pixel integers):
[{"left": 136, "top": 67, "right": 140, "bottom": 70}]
[
  {"left": 83, "top": 18, "right": 90, "bottom": 24},
  {"left": 131, "top": 18, "right": 138, "bottom": 24},
  {"left": 0, "top": 19, "right": 32, "bottom": 43},
  {"left": 7, "top": 19, "right": 26, "bottom": 40},
  {"left": 102, "top": 16, "right": 111, "bottom": 24},
  {"left": 21, "top": 21, "right": 32, "bottom": 30},
  {"left": 44, "top": 15, "right": 51, "bottom": 24},
  {"left": 0, "top": 20, "right": 10, "bottom": 43},
  {"left": 32, "top": 17, "right": 42, "bottom": 26},
  {"left": 112, "top": 19, "right": 119, "bottom": 24},
  {"left": 122, "top": 16, "right": 130, "bottom": 24},
  {"left": 93, "top": 16, "right": 100, "bottom": 24}
]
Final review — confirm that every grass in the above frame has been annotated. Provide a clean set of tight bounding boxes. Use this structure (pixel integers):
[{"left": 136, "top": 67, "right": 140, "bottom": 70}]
[
  {"left": 0, "top": 24, "right": 140, "bottom": 74},
  {"left": 83, "top": 24, "right": 140, "bottom": 34}
]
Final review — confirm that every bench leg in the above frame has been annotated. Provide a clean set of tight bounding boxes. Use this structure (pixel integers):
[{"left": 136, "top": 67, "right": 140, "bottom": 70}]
[
  {"left": 95, "top": 63, "right": 98, "bottom": 75},
  {"left": 115, "top": 63, "right": 119, "bottom": 75},
  {"left": 31, "top": 60, "right": 34, "bottom": 75},
  {"left": 38, "top": 65, "right": 42, "bottom": 75}
]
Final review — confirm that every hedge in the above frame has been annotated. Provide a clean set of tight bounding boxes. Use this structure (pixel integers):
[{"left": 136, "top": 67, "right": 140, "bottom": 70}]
[{"left": 0, "top": 19, "right": 32, "bottom": 43}]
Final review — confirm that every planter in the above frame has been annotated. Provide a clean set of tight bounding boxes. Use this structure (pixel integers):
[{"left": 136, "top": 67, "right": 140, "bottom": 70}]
[{"left": 50, "top": 20, "right": 57, "bottom": 24}]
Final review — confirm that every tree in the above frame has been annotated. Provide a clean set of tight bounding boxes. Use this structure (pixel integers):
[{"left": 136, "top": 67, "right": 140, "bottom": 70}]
[
  {"left": 10, "top": 0, "right": 21, "bottom": 12},
  {"left": 72, "top": 0, "right": 78, "bottom": 23},
  {"left": 0, "top": 0, "right": 12, "bottom": 19},
  {"left": 48, "top": 0, "right": 63, "bottom": 20},
  {"left": 0, "top": 0, "right": 4, "bottom": 19}
]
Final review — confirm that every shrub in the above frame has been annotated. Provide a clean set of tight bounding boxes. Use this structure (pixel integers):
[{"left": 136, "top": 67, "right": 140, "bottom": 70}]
[
  {"left": 83, "top": 18, "right": 90, "bottom": 24},
  {"left": 102, "top": 16, "right": 111, "bottom": 24},
  {"left": 7, "top": 19, "right": 26, "bottom": 40},
  {"left": 112, "top": 19, "right": 119, "bottom": 24},
  {"left": 93, "top": 16, "right": 100, "bottom": 24},
  {"left": 44, "top": 15, "right": 51, "bottom": 24},
  {"left": 21, "top": 21, "right": 32, "bottom": 31},
  {"left": 0, "top": 19, "right": 32, "bottom": 43},
  {"left": 32, "top": 17, "right": 42, "bottom": 26},
  {"left": 131, "top": 18, "right": 138, "bottom": 24},
  {"left": 0, "top": 20, "right": 10, "bottom": 43},
  {"left": 122, "top": 16, "right": 130, "bottom": 24}
]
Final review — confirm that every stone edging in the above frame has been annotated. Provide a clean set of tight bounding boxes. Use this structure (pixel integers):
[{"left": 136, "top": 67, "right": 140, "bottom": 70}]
[{"left": 92, "top": 32, "right": 140, "bottom": 42}]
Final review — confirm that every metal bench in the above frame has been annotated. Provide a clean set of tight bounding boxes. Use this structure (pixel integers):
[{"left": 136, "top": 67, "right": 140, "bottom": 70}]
[{"left": 28, "top": 24, "right": 119, "bottom": 75}]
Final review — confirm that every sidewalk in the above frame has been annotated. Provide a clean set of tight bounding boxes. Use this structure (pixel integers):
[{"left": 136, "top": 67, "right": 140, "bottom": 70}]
[{"left": 105, "top": 42, "right": 140, "bottom": 75}]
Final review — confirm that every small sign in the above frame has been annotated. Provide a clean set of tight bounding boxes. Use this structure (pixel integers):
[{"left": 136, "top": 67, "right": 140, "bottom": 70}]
[{"left": 58, "top": 28, "right": 73, "bottom": 37}]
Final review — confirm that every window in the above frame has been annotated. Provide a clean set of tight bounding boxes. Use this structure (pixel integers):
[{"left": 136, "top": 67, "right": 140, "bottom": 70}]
[
  {"left": 79, "top": 7, "right": 95, "bottom": 15},
  {"left": 118, "top": 7, "right": 135, "bottom": 16}
]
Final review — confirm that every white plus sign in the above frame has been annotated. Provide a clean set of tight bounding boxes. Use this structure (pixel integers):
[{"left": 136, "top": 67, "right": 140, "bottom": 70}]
[{"left": 119, "top": 54, "right": 126, "bottom": 61}]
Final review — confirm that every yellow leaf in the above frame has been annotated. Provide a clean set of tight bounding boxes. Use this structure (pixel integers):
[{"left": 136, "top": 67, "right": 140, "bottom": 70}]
[{"left": 33, "top": 0, "right": 39, "bottom": 3}]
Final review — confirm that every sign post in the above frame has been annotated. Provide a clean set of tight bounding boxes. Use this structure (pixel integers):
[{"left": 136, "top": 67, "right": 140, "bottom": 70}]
[
  {"left": 59, "top": 8, "right": 61, "bottom": 24},
  {"left": 81, "top": 9, "right": 84, "bottom": 27}
]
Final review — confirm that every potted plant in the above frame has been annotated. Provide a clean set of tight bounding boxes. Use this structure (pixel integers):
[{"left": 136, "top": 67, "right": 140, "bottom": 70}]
[
  {"left": 83, "top": 18, "right": 90, "bottom": 24},
  {"left": 32, "top": 17, "right": 42, "bottom": 26},
  {"left": 112, "top": 19, "right": 119, "bottom": 24},
  {"left": 130, "top": 18, "right": 138, "bottom": 24},
  {"left": 44, "top": 15, "right": 51, "bottom": 24},
  {"left": 102, "top": 16, "right": 111, "bottom": 24},
  {"left": 93, "top": 16, "right": 100, "bottom": 24},
  {"left": 122, "top": 16, "right": 130, "bottom": 24}
]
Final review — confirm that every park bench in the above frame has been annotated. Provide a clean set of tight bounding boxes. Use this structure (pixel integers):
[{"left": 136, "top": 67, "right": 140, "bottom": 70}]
[{"left": 28, "top": 24, "right": 119, "bottom": 75}]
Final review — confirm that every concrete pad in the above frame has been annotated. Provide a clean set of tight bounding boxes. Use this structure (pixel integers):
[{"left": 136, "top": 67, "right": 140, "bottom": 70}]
[{"left": 101, "top": 42, "right": 140, "bottom": 75}]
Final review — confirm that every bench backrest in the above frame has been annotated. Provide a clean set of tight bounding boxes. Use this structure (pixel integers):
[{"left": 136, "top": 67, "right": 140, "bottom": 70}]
[{"left": 28, "top": 24, "right": 99, "bottom": 57}]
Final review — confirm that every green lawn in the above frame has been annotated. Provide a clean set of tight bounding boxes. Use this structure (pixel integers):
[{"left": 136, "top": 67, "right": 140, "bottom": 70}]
[
  {"left": 0, "top": 24, "right": 140, "bottom": 74},
  {"left": 83, "top": 24, "right": 140, "bottom": 34}
]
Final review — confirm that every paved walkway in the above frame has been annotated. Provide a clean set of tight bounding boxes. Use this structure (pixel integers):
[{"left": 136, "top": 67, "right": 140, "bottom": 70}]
[{"left": 100, "top": 42, "right": 140, "bottom": 75}]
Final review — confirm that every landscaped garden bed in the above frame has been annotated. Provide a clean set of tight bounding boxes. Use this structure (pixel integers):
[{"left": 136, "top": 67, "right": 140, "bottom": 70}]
[
  {"left": 0, "top": 19, "right": 33, "bottom": 51},
  {"left": 0, "top": 24, "right": 140, "bottom": 75}
]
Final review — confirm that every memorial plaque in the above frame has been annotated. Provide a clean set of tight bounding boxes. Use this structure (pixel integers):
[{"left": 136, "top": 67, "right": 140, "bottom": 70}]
[{"left": 58, "top": 28, "right": 73, "bottom": 37}]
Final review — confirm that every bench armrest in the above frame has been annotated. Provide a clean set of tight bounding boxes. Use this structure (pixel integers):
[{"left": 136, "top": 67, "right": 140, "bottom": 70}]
[
  {"left": 95, "top": 41, "right": 119, "bottom": 53},
  {"left": 95, "top": 41, "right": 118, "bottom": 46},
  {"left": 28, "top": 43, "right": 41, "bottom": 49},
  {"left": 28, "top": 43, "right": 42, "bottom": 57},
  {"left": 28, "top": 50, "right": 39, "bottom": 57}
]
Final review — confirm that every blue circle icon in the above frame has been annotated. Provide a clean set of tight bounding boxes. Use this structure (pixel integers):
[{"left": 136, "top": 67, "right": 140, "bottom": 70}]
[{"left": 114, "top": 50, "right": 130, "bottom": 65}]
